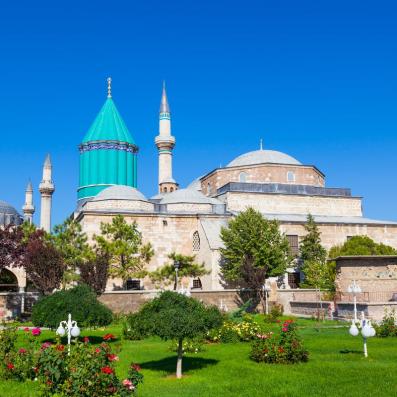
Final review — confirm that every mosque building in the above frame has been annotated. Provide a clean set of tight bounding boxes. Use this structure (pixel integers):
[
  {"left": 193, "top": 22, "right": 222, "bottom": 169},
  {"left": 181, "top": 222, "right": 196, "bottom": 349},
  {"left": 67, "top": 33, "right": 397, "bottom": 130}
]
[{"left": 2, "top": 79, "right": 397, "bottom": 292}]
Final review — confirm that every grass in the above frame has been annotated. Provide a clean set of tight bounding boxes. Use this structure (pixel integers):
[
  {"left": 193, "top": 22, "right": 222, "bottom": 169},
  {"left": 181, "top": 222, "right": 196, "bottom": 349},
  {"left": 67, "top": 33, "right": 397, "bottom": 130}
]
[{"left": 0, "top": 318, "right": 396, "bottom": 396}]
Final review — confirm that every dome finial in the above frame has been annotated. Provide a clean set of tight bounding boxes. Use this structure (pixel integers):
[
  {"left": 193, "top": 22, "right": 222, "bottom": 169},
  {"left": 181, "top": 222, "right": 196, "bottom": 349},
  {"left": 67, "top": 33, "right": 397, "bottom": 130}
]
[
  {"left": 260, "top": 138, "right": 263, "bottom": 151},
  {"left": 107, "top": 77, "right": 112, "bottom": 98}
]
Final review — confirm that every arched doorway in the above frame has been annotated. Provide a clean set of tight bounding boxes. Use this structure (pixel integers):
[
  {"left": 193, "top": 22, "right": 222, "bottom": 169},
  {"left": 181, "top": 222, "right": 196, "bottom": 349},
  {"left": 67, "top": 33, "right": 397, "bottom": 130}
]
[{"left": 0, "top": 269, "right": 18, "bottom": 292}]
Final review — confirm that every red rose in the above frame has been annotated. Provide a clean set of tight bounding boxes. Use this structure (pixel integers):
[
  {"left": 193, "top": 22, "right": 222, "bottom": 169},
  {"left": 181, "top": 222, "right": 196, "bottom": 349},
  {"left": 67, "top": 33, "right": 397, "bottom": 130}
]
[
  {"left": 56, "top": 345, "right": 65, "bottom": 351},
  {"left": 95, "top": 348, "right": 101, "bottom": 353},
  {"left": 107, "top": 354, "right": 119, "bottom": 362},
  {"left": 83, "top": 337, "right": 90, "bottom": 343},
  {"left": 103, "top": 333, "right": 115, "bottom": 341},
  {"left": 23, "top": 327, "right": 30, "bottom": 332},
  {"left": 32, "top": 328, "right": 41, "bottom": 336},
  {"left": 6, "top": 363, "right": 14, "bottom": 370},
  {"left": 18, "top": 348, "right": 27, "bottom": 354},
  {"left": 101, "top": 366, "right": 114, "bottom": 375},
  {"left": 131, "top": 363, "right": 141, "bottom": 371}
]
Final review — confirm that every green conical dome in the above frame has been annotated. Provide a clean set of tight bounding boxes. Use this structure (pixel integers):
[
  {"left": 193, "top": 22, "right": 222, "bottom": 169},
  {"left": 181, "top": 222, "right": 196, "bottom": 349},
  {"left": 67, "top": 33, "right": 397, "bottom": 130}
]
[
  {"left": 82, "top": 98, "right": 135, "bottom": 144},
  {"left": 78, "top": 90, "right": 138, "bottom": 203}
]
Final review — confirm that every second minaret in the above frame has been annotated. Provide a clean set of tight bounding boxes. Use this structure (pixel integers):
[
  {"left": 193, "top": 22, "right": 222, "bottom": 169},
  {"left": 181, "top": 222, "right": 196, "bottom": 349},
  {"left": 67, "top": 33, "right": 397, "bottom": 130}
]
[
  {"left": 39, "top": 154, "right": 55, "bottom": 232},
  {"left": 155, "top": 83, "right": 178, "bottom": 193}
]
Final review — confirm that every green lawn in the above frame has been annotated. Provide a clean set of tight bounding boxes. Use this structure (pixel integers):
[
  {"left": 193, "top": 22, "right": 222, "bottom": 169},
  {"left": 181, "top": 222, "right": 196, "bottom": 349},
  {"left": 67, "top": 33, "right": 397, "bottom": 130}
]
[{"left": 1, "top": 319, "right": 396, "bottom": 397}]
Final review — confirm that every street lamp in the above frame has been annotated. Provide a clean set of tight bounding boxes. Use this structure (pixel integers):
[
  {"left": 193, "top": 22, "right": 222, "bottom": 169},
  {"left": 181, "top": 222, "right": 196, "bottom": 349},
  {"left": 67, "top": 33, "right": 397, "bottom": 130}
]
[
  {"left": 56, "top": 313, "right": 81, "bottom": 355},
  {"left": 173, "top": 260, "right": 181, "bottom": 291},
  {"left": 349, "top": 311, "right": 376, "bottom": 357},
  {"left": 347, "top": 280, "right": 361, "bottom": 323}
]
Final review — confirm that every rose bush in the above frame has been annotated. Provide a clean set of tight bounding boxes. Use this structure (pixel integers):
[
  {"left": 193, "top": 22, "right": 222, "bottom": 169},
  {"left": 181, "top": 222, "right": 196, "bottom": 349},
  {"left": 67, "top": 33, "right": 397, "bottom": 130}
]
[
  {"left": 250, "top": 319, "right": 309, "bottom": 364},
  {"left": 374, "top": 309, "right": 397, "bottom": 337}
]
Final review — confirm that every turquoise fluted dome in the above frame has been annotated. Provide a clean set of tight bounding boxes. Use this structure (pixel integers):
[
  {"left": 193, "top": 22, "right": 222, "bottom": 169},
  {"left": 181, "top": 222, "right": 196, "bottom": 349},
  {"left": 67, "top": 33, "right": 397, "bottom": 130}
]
[{"left": 78, "top": 96, "right": 138, "bottom": 202}]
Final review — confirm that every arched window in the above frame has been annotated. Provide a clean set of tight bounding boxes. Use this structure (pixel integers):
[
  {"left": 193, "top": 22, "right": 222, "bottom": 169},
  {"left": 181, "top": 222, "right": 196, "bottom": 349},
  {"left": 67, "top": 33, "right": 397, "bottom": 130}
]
[
  {"left": 287, "top": 171, "right": 295, "bottom": 182},
  {"left": 207, "top": 183, "right": 211, "bottom": 195},
  {"left": 164, "top": 187, "right": 168, "bottom": 193},
  {"left": 170, "top": 187, "right": 174, "bottom": 192},
  {"left": 192, "top": 231, "right": 200, "bottom": 251},
  {"left": 239, "top": 172, "right": 248, "bottom": 183}
]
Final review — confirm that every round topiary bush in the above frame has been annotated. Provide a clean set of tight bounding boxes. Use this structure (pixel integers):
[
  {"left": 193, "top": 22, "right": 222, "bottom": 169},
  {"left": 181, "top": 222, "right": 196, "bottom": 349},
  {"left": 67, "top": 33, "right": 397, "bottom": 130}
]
[{"left": 31, "top": 284, "right": 113, "bottom": 329}]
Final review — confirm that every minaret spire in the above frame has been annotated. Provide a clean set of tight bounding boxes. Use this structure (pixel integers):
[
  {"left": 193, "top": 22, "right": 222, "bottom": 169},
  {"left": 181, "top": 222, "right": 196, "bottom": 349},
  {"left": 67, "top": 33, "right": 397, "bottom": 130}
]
[
  {"left": 155, "top": 82, "right": 178, "bottom": 193},
  {"left": 107, "top": 77, "right": 112, "bottom": 98},
  {"left": 22, "top": 180, "right": 35, "bottom": 224},
  {"left": 39, "top": 154, "right": 55, "bottom": 232},
  {"left": 260, "top": 138, "right": 263, "bottom": 151}
]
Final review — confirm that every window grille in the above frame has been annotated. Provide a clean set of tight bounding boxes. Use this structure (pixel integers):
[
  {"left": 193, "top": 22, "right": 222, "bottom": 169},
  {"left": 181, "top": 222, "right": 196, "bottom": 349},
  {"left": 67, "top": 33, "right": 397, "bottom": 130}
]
[
  {"left": 192, "top": 278, "right": 202, "bottom": 289},
  {"left": 193, "top": 231, "right": 200, "bottom": 251},
  {"left": 286, "top": 235, "right": 299, "bottom": 256},
  {"left": 288, "top": 272, "right": 300, "bottom": 289}
]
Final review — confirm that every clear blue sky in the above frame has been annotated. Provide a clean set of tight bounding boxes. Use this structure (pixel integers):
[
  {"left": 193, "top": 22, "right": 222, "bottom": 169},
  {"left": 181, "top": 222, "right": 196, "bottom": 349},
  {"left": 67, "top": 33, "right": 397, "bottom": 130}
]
[{"left": 1, "top": 0, "right": 396, "bottom": 226}]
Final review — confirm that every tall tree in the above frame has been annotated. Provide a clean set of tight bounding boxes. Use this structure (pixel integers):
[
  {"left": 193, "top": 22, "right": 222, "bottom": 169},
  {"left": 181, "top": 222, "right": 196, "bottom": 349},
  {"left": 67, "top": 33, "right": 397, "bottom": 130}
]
[
  {"left": 53, "top": 218, "right": 92, "bottom": 286},
  {"left": 149, "top": 252, "right": 209, "bottom": 289},
  {"left": 0, "top": 225, "right": 25, "bottom": 269},
  {"left": 94, "top": 215, "right": 154, "bottom": 284},
  {"left": 21, "top": 229, "right": 65, "bottom": 295},
  {"left": 79, "top": 249, "right": 110, "bottom": 295},
  {"left": 220, "top": 208, "right": 291, "bottom": 312},
  {"left": 299, "top": 214, "right": 331, "bottom": 289}
]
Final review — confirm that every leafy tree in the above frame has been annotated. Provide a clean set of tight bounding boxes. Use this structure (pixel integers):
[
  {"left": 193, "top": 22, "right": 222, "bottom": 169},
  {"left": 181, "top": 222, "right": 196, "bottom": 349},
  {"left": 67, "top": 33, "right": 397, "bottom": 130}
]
[
  {"left": 79, "top": 249, "right": 110, "bottom": 295},
  {"left": 21, "top": 229, "right": 66, "bottom": 295},
  {"left": 0, "top": 225, "right": 25, "bottom": 269},
  {"left": 299, "top": 214, "right": 332, "bottom": 290},
  {"left": 149, "top": 252, "right": 208, "bottom": 289},
  {"left": 53, "top": 218, "right": 92, "bottom": 286},
  {"left": 329, "top": 235, "right": 397, "bottom": 258},
  {"left": 134, "top": 291, "right": 222, "bottom": 378},
  {"left": 94, "top": 215, "right": 154, "bottom": 285},
  {"left": 220, "top": 208, "right": 291, "bottom": 313}
]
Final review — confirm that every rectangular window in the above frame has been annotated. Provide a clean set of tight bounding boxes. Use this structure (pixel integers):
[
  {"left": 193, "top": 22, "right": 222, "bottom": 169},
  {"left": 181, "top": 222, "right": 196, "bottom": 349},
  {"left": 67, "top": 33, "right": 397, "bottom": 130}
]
[
  {"left": 126, "top": 279, "right": 141, "bottom": 290},
  {"left": 192, "top": 279, "right": 202, "bottom": 289},
  {"left": 288, "top": 272, "right": 300, "bottom": 289},
  {"left": 286, "top": 235, "right": 299, "bottom": 256}
]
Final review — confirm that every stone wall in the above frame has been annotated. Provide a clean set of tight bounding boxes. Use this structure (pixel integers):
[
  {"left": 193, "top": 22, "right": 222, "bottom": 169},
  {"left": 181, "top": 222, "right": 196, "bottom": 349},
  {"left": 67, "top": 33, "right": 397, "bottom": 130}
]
[
  {"left": 86, "top": 199, "right": 154, "bottom": 212},
  {"left": 221, "top": 191, "right": 363, "bottom": 217},
  {"left": 201, "top": 164, "right": 324, "bottom": 195},
  {"left": 98, "top": 289, "right": 258, "bottom": 313},
  {"left": 0, "top": 293, "right": 39, "bottom": 321},
  {"left": 335, "top": 256, "right": 397, "bottom": 301}
]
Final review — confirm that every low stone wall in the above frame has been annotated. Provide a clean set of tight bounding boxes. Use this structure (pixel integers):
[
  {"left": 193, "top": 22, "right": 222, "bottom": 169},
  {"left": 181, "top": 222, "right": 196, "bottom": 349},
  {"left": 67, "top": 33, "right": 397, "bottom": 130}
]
[
  {"left": 98, "top": 289, "right": 259, "bottom": 314},
  {"left": 290, "top": 301, "right": 333, "bottom": 318}
]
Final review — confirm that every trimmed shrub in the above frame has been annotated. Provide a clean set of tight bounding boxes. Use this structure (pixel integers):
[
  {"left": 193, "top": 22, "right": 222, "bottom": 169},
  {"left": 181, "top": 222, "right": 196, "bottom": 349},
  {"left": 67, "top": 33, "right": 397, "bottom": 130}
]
[
  {"left": 31, "top": 284, "right": 113, "bottom": 329},
  {"left": 264, "top": 304, "right": 283, "bottom": 323},
  {"left": 122, "top": 313, "right": 149, "bottom": 341}
]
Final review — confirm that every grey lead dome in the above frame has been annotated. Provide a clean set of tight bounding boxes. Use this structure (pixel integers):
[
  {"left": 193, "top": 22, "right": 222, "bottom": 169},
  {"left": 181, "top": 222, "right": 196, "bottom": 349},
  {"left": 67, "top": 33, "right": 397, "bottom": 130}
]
[
  {"left": 93, "top": 185, "right": 148, "bottom": 202},
  {"left": 0, "top": 200, "right": 23, "bottom": 226},
  {"left": 227, "top": 149, "right": 301, "bottom": 167}
]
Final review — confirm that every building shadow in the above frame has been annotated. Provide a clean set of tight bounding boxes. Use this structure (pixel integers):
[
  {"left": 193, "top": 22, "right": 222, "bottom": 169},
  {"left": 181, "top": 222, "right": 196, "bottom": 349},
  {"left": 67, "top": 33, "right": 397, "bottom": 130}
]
[{"left": 139, "top": 356, "right": 219, "bottom": 374}]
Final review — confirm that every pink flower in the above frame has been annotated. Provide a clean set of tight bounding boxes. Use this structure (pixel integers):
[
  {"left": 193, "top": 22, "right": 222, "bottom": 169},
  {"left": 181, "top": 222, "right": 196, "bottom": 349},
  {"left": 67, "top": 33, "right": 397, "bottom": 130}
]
[
  {"left": 123, "top": 379, "right": 135, "bottom": 390},
  {"left": 41, "top": 342, "right": 52, "bottom": 350},
  {"left": 23, "top": 327, "right": 30, "bottom": 332},
  {"left": 131, "top": 363, "right": 141, "bottom": 371},
  {"left": 83, "top": 337, "right": 90, "bottom": 343},
  {"left": 18, "top": 348, "right": 27, "bottom": 354},
  {"left": 31, "top": 328, "right": 41, "bottom": 336},
  {"left": 282, "top": 327, "right": 288, "bottom": 332},
  {"left": 107, "top": 354, "right": 119, "bottom": 362}
]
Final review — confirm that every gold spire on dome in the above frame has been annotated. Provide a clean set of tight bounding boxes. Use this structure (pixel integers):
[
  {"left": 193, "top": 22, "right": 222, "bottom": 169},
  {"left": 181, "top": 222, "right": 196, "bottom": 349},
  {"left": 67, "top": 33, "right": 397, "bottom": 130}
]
[{"left": 107, "top": 77, "right": 112, "bottom": 98}]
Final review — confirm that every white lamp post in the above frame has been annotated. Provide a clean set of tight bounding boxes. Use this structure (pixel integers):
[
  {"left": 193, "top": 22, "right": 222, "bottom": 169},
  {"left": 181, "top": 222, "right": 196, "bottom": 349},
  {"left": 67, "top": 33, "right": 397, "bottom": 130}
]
[
  {"left": 56, "top": 313, "right": 80, "bottom": 355},
  {"left": 263, "top": 283, "right": 271, "bottom": 315},
  {"left": 349, "top": 311, "right": 376, "bottom": 357},
  {"left": 347, "top": 280, "right": 361, "bottom": 323}
]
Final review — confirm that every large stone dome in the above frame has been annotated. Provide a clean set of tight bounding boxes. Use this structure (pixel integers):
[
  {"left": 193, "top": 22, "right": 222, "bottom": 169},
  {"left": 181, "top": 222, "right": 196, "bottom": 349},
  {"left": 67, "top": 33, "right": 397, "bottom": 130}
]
[
  {"left": 0, "top": 200, "right": 23, "bottom": 226},
  {"left": 227, "top": 149, "right": 301, "bottom": 167}
]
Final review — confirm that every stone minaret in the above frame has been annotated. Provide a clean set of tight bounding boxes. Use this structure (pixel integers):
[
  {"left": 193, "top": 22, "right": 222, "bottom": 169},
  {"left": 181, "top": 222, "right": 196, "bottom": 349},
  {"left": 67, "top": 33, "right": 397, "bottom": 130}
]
[
  {"left": 155, "top": 82, "right": 178, "bottom": 193},
  {"left": 39, "top": 154, "right": 55, "bottom": 232},
  {"left": 22, "top": 181, "right": 35, "bottom": 224}
]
